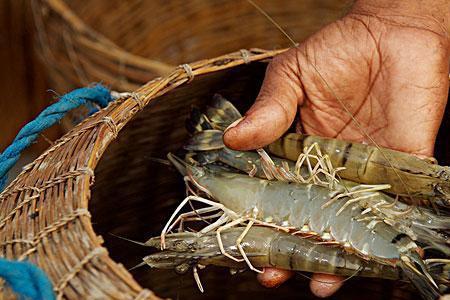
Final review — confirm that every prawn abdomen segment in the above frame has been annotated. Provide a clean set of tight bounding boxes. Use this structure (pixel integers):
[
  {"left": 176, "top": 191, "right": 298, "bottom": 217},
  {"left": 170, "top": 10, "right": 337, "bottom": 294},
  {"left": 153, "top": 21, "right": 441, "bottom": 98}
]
[
  {"left": 151, "top": 228, "right": 405, "bottom": 281},
  {"left": 194, "top": 169, "right": 411, "bottom": 261},
  {"left": 269, "top": 234, "right": 400, "bottom": 279},
  {"left": 269, "top": 133, "right": 450, "bottom": 202}
]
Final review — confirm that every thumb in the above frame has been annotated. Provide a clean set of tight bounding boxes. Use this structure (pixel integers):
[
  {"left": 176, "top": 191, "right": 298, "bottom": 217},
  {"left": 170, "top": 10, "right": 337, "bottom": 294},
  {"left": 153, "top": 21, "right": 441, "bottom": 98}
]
[{"left": 223, "top": 49, "right": 304, "bottom": 150}]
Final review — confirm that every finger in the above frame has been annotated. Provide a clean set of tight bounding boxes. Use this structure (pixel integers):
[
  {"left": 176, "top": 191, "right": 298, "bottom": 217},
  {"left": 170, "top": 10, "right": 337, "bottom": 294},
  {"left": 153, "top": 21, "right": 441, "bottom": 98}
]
[
  {"left": 256, "top": 267, "right": 294, "bottom": 288},
  {"left": 310, "top": 273, "right": 344, "bottom": 298},
  {"left": 223, "top": 48, "right": 304, "bottom": 150}
]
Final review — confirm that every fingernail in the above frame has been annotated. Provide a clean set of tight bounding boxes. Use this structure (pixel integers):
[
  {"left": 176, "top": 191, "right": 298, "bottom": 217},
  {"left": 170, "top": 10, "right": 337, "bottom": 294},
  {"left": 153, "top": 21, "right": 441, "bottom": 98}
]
[{"left": 224, "top": 116, "right": 245, "bottom": 134}]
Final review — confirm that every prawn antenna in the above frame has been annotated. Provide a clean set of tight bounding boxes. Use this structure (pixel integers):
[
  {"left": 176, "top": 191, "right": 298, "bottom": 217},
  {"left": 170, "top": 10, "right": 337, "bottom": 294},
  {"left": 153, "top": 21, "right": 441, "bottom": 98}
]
[
  {"left": 295, "top": 265, "right": 364, "bottom": 285},
  {"left": 128, "top": 261, "right": 147, "bottom": 271},
  {"left": 246, "top": 0, "right": 415, "bottom": 204},
  {"left": 143, "top": 156, "right": 172, "bottom": 166},
  {"left": 109, "top": 232, "right": 148, "bottom": 247},
  {"left": 246, "top": 0, "right": 297, "bottom": 47}
]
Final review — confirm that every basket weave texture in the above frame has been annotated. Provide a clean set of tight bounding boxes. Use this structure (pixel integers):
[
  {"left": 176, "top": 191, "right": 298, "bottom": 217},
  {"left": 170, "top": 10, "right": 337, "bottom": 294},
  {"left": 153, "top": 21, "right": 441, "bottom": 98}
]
[
  {"left": 33, "top": 0, "right": 348, "bottom": 92},
  {"left": 0, "top": 49, "right": 285, "bottom": 300}
]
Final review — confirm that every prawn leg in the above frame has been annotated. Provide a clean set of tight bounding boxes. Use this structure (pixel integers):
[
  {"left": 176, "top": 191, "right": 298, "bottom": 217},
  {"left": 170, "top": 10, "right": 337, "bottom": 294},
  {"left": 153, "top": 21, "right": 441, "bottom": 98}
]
[
  {"left": 166, "top": 206, "right": 221, "bottom": 233},
  {"left": 200, "top": 214, "right": 229, "bottom": 234},
  {"left": 161, "top": 195, "right": 238, "bottom": 249},
  {"left": 217, "top": 216, "right": 291, "bottom": 271},
  {"left": 216, "top": 218, "right": 246, "bottom": 263},
  {"left": 193, "top": 265, "right": 204, "bottom": 293},
  {"left": 257, "top": 145, "right": 343, "bottom": 188},
  {"left": 235, "top": 220, "right": 264, "bottom": 273}
]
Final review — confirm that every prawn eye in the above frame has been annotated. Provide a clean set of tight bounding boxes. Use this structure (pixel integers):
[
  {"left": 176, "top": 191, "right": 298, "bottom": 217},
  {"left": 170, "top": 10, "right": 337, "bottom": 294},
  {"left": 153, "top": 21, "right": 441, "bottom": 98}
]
[{"left": 175, "top": 263, "right": 190, "bottom": 275}]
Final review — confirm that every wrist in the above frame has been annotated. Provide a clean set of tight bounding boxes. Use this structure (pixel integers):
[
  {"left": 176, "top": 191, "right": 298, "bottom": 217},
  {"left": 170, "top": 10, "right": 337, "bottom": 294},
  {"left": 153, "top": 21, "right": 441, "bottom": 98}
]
[{"left": 351, "top": 0, "right": 450, "bottom": 36}]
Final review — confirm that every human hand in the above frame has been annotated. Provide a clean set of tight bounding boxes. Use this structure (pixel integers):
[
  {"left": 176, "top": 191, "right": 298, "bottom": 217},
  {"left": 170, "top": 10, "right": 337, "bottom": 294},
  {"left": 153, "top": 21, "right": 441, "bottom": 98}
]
[{"left": 224, "top": 0, "right": 449, "bottom": 297}]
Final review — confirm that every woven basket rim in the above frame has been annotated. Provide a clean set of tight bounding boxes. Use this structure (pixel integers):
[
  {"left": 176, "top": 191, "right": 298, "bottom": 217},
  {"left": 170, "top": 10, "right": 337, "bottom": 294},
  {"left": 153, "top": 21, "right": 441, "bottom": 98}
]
[{"left": 0, "top": 47, "right": 287, "bottom": 299}]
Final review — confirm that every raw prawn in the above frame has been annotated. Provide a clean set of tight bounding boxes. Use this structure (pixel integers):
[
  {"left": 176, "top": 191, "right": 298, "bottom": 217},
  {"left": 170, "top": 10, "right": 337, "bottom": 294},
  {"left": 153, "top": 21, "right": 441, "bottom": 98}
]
[
  {"left": 162, "top": 155, "right": 443, "bottom": 299},
  {"left": 145, "top": 227, "right": 450, "bottom": 296}
]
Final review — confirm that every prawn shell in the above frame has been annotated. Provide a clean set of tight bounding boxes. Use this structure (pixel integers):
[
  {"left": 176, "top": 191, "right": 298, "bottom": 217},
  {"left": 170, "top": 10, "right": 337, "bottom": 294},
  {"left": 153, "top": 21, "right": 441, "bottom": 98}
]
[
  {"left": 268, "top": 133, "right": 450, "bottom": 202},
  {"left": 194, "top": 169, "right": 414, "bottom": 262}
]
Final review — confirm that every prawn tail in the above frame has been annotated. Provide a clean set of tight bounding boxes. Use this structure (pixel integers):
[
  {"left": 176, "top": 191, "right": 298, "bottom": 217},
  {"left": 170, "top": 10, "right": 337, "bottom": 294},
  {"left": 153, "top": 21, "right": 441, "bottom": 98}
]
[
  {"left": 186, "top": 94, "right": 241, "bottom": 135},
  {"left": 400, "top": 252, "right": 441, "bottom": 300},
  {"left": 185, "top": 94, "right": 240, "bottom": 151},
  {"left": 205, "top": 94, "right": 242, "bottom": 130},
  {"left": 426, "top": 259, "right": 450, "bottom": 294},
  {"left": 186, "top": 107, "right": 214, "bottom": 134},
  {"left": 185, "top": 130, "right": 225, "bottom": 151},
  {"left": 436, "top": 168, "right": 450, "bottom": 204}
]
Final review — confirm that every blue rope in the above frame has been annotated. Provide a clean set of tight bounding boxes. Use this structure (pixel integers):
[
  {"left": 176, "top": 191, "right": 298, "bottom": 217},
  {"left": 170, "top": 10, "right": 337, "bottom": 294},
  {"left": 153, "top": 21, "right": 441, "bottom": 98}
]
[
  {"left": 0, "top": 258, "right": 55, "bottom": 300},
  {"left": 0, "top": 84, "right": 113, "bottom": 191},
  {"left": 0, "top": 83, "right": 115, "bottom": 299}
]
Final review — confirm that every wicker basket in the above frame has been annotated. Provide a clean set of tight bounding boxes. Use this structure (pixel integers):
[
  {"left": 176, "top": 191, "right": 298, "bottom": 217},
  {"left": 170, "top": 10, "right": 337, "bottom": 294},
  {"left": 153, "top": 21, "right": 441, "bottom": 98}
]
[
  {"left": 0, "top": 49, "right": 416, "bottom": 300},
  {"left": 33, "top": 0, "right": 350, "bottom": 93}
]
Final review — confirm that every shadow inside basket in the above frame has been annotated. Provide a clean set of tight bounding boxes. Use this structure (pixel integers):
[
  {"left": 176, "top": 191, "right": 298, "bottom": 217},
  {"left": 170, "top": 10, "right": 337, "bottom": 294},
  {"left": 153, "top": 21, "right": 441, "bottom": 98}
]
[{"left": 89, "top": 62, "right": 414, "bottom": 299}]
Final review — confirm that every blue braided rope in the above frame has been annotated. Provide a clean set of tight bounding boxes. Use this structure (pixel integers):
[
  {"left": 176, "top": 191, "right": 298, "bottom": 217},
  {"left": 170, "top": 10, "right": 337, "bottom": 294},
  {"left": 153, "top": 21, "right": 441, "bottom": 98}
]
[
  {"left": 0, "top": 83, "right": 115, "bottom": 300},
  {"left": 0, "top": 84, "right": 113, "bottom": 191},
  {"left": 0, "top": 258, "right": 55, "bottom": 300}
]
